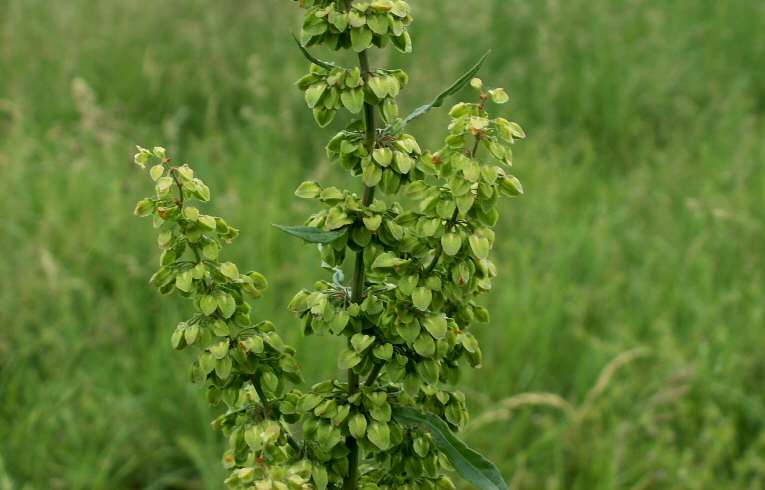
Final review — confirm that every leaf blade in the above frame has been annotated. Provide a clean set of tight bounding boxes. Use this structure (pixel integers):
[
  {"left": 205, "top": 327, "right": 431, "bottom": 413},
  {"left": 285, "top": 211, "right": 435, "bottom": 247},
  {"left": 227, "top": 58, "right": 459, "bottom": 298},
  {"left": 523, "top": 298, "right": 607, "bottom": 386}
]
[
  {"left": 292, "top": 35, "right": 336, "bottom": 70},
  {"left": 393, "top": 407, "right": 509, "bottom": 490},
  {"left": 273, "top": 224, "right": 346, "bottom": 244},
  {"left": 402, "top": 50, "right": 491, "bottom": 126}
]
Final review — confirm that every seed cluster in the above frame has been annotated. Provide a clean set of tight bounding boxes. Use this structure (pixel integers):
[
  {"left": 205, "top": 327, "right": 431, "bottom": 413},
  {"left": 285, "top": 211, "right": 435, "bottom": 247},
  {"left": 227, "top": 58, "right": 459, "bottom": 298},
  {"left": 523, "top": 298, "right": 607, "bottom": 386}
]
[
  {"left": 134, "top": 0, "right": 524, "bottom": 488},
  {"left": 297, "top": 64, "right": 408, "bottom": 128},
  {"left": 134, "top": 147, "right": 309, "bottom": 487},
  {"left": 300, "top": 0, "right": 413, "bottom": 54}
]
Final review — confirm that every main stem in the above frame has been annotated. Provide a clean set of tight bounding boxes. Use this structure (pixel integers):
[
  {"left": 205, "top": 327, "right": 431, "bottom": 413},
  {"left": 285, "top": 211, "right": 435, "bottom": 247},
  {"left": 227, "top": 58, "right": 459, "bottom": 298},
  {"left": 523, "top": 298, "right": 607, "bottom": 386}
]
[{"left": 344, "top": 48, "right": 376, "bottom": 490}]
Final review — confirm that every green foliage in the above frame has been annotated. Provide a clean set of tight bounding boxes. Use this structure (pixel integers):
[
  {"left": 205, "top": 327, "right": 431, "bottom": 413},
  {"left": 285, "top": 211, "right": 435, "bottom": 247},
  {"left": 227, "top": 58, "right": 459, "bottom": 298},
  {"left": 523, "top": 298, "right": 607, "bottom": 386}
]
[
  {"left": 394, "top": 408, "right": 507, "bottom": 490},
  {"left": 298, "top": 0, "right": 413, "bottom": 54},
  {"left": 273, "top": 224, "right": 348, "bottom": 244},
  {"left": 283, "top": 1, "right": 526, "bottom": 486},
  {"left": 135, "top": 1, "right": 525, "bottom": 488},
  {"left": 134, "top": 149, "right": 311, "bottom": 488},
  {"left": 401, "top": 50, "right": 491, "bottom": 127},
  {"left": 5, "top": 0, "right": 765, "bottom": 489}
]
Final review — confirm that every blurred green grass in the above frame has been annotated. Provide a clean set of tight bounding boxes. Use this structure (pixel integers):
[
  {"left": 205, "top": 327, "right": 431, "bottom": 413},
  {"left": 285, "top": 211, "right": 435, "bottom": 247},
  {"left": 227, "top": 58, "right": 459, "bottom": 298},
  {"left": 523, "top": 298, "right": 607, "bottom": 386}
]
[{"left": 1, "top": 0, "right": 764, "bottom": 488}]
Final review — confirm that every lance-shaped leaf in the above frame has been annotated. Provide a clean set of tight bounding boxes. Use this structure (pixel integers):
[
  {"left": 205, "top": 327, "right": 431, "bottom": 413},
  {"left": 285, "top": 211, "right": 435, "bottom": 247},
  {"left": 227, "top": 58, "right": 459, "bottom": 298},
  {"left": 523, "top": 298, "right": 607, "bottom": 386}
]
[
  {"left": 273, "top": 224, "right": 346, "bottom": 244},
  {"left": 401, "top": 50, "right": 491, "bottom": 126},
  {"left": 292, "top": 35, "right": 335, "bottom": 70},
  {"left": 393, "top": 407, "right": 509, "bottom": 490}
]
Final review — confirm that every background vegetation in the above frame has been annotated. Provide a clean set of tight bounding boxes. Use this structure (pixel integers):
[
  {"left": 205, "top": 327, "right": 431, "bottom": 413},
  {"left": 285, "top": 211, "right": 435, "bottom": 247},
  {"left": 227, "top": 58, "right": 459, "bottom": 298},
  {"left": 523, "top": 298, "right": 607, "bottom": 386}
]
[{"left": 1, "top": 0, "right": 763, "bottom": 488}]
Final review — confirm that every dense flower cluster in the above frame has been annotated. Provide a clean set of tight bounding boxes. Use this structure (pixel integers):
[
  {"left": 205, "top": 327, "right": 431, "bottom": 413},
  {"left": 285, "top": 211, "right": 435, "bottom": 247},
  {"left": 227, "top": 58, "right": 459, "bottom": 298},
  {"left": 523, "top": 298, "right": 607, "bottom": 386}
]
[
  {"left": 283, "top": 0, "right": 525, "bottom": 488},
  {"left": 134, "top": 147, "right": 312, "bottom": 489},
  {"left": 134, "top": 1, "right": 524, "bottom": 488},
  {"left": 299, "top": 0, "right": 413, "bottom": 54}
]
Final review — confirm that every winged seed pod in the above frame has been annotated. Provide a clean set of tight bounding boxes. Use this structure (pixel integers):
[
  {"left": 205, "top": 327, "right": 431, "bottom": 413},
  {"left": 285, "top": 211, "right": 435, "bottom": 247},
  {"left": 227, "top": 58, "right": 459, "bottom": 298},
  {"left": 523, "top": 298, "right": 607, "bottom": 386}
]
[
  {"left": 134, "top": 1, "right": 525, "bottom": 488},
  {"left": 133, "top": 149, "right": 311, "bottom": 489}
]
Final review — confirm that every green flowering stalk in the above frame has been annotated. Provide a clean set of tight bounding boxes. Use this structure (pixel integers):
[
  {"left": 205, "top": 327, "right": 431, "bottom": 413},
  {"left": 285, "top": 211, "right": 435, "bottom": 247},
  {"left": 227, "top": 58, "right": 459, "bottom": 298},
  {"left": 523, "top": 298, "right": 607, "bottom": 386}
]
[
  {"left": 134, "top": 1, "right": 525, "bottom": 488},
  {"left": 282, "top": 0, "right": 524, "bottom": 488},
  {"left": 134, "top": 147, "right": 311, "bottom": 489}
]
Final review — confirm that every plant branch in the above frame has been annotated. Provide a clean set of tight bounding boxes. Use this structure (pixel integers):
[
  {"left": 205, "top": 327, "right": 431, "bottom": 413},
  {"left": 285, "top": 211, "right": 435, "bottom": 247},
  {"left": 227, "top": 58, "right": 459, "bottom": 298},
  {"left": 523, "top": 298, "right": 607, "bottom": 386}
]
[
  {"left": 424, "top": 134, "right": 482, "bottom": 275},
  {"left": 364, "top": 361, "right": 384, "bottom": 387},
  {"left": 253, "top": 375, "right": 302, "bottom": 451},
  {"left": 170, "top": 167, "right": 185, "bottom": 207},
  {"left": 470, "top": 134, "right": 482, "bottom": 157},
  {"left": 170, "top": 167, "right": 205, "bottom": 264},
  {"left": 252, "top": 375, "right": 272, "bottom": 417}
]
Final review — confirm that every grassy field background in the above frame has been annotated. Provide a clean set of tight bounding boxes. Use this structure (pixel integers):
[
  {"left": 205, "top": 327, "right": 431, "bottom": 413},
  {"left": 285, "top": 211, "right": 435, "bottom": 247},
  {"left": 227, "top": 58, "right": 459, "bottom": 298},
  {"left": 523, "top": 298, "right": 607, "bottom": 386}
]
[{"left": 1, "top": 0, "right": 764, "bottom": 488}]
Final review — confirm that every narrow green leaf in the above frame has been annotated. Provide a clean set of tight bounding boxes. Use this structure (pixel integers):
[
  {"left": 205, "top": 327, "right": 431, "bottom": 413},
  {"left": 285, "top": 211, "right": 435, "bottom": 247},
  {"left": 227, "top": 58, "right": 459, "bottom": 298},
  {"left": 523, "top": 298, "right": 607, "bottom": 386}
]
[
  {"left": 402, "top": 50, "right": 491, "bottom": 126},
  {"left": 273, "top": 224, "right": 346, "bottom": 244},
  {"left": 394, "top": 407, "right": 509, "bottom": 490},
  {"left": 292, "top": 35, "right": 335, "bottom": 69}
]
